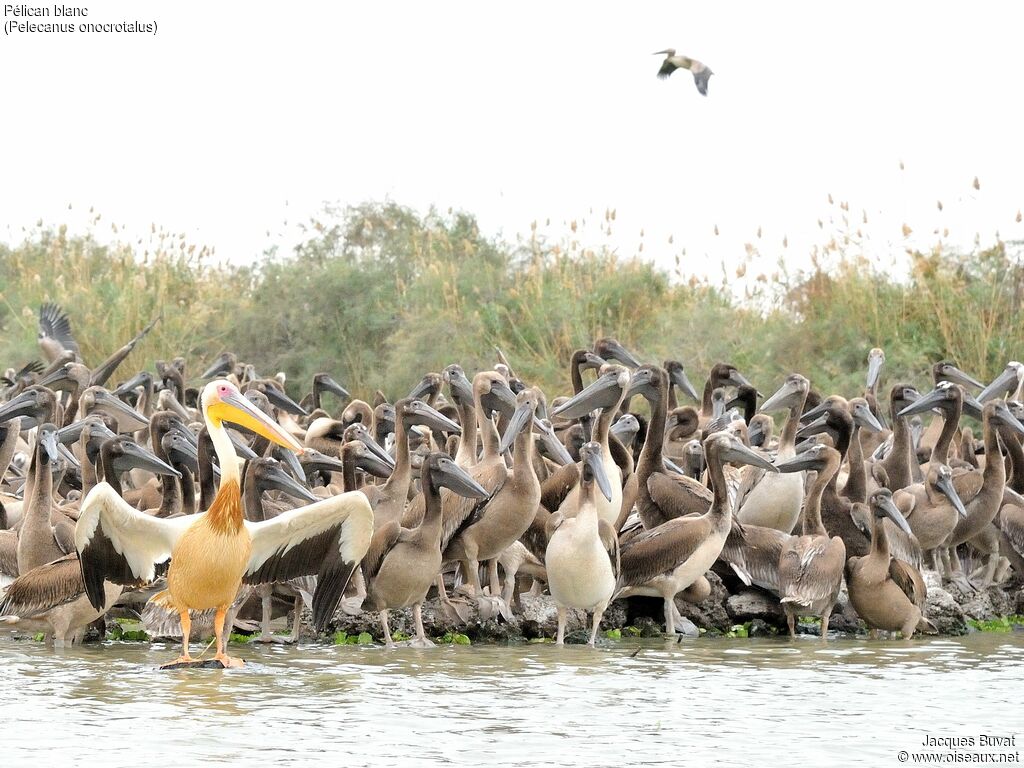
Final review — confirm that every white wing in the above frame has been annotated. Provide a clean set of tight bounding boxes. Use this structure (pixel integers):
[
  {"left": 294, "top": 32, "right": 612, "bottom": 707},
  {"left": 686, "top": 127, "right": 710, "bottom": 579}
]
[
  {"left": 75, "top": 482, "right": 197, "bottom": 610},
  {"left": 243, "top": 491, "right": 373, "bottom": 631}
]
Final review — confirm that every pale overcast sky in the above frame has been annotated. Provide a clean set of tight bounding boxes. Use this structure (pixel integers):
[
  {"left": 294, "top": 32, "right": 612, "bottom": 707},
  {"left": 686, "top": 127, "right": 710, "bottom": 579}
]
[{"left": 2, "top": 1, "right": 1022, "bottom": 284}]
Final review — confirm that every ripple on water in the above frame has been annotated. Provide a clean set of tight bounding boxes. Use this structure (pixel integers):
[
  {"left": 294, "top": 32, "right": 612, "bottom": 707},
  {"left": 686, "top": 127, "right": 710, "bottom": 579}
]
[{"left": 1, "top": 634, "right": 1022, "bottom": 766}]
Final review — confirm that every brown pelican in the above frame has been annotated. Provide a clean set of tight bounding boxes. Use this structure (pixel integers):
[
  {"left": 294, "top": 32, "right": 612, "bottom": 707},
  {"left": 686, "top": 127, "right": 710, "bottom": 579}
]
[
  {"left": 847, "top": 489, "right": 934, "bottom": 638},
  {"left": 363, "top": 453, "right": 487, "bottom": 647},
  {"left": 774, "top": 444, "right": 847, "bottom": 639},
  {"left": 444, "top": 388, "right": 542, "bottom": 618},
  {"left": 978, "top": 361, "right": 1024, "bottom": 404},
  {"left": 617, "top": 430, "right": 776, "bottom": 634},
  {"left": 653, "top": 48, "right": 714, "bottom": 95},
  {"left": 545, "top": 442, "right": 619, "bottom": 646}
]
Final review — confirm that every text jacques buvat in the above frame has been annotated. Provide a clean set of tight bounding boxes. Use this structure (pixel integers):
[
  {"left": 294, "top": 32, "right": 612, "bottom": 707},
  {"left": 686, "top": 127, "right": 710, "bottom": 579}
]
[{"left": 4, "top": 5, "right": 158, "bottom": 35}]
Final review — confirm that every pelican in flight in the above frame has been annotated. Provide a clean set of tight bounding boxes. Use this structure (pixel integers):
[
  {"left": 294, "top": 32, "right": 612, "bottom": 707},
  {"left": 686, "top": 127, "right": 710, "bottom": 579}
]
[
  {"left": 653, "top": 49, "right": 713, "bottom": 95},
  {"left": 75, "top": 379, "right": 374, "bottom": 668}
]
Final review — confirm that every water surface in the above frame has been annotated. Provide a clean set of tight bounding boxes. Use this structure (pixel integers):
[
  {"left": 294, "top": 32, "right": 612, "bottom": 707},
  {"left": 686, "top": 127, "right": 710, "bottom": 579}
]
[{"left": 3, "top": 634, "right": 1021, "bottom": 766}]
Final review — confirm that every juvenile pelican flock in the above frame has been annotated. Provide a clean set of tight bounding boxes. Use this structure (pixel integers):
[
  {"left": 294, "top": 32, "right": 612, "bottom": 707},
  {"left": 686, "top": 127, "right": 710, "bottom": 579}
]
[{"left": 1, "top": 306, "right": 1023, "bottom": 665}]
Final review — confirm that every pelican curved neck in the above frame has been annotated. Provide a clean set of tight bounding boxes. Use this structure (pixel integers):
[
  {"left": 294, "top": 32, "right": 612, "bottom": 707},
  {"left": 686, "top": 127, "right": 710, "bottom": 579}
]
[
  {"left": 869, "top": 512, "right": 890, "bottom": 559},
  {"left": 843, "top": 425, "right": 867, "bottom": 503}
]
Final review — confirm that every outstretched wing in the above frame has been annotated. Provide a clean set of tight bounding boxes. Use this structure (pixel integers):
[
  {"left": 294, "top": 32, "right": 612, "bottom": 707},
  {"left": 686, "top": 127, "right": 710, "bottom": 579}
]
[
  {"left": 76, "top": 482, "right": 196, "bottom": 611},
  {"left": 38, "top": 303, "right": 80, "bottom": 359},
  {"left": 656, "top": 60, "right": 678, "bottom": 79},
  {"left": 89, "top": 315, "right": 160, "bottom": 387},
  {"left": 243, "top": 491, "right": 373, "bottom": 632}
]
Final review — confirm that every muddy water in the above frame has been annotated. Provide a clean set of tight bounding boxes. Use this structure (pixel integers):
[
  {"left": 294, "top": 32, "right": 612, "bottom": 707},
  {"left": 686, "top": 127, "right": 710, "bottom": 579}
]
[{"left": 2, "top": 634, "right": 1021, "bottom": 766}]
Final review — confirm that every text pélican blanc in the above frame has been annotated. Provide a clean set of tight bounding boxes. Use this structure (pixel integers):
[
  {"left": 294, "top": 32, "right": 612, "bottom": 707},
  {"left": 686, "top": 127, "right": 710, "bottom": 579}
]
[{"left": 3, "top": 5, "right": 157, "bottom": 34}]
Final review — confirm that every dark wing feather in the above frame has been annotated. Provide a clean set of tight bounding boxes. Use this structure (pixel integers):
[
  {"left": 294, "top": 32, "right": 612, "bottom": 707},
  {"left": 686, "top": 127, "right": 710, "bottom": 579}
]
[
  {"left": 598, "top": 519, "right": 620, "bottom": 582},
  {"left": 519, "top": 505, "right": 551, "bottom": 560},
  {"left": 692, "top": 69, "right": 712, "bottom": 95},
  {"left": 89, "top": 316, "right": 160, "bottom": 386},
  {"left": 38, "top": 303, "right": 79, "bottom": 355},
  {"left": 0, "top": 554, "right": 85, "bottom": 617},
  {"left": 646, "top": 472, "right": 712, "bottom": 519},
  {"left": 539, "top": 462, "right": 580, "bottom": 512},
  {"left": 0, "top": 530, "right": 18, "bottom": 577},
  {"left": 362, "top": 521, "right": 401, "bottom": 584},
  {"left": 888, "top": 559, "right": 927, "bottom": 608},
  {"left": 657, "top": 60, "right": 678, "bottom": 79},
  {"left": 618, "top": 517, "right": 709, "bottom": 588},
  {"left": 244, "top": 492, "right": 373, "bottom": 632}
]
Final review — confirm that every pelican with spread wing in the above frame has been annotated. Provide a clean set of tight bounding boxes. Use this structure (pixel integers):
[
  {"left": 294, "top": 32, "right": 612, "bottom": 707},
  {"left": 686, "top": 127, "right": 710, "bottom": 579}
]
[{"left": 75, "top": 379, "right": 373, "bottom": 668}]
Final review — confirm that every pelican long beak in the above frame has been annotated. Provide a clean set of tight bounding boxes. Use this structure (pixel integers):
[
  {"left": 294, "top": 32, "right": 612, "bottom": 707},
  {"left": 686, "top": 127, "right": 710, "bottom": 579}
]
[
  {"left": 866, "top": 354, "right": 884, "bottom": 391},
  {"left": 797, "top": 413, "right": 829, "bottom": 439},
  {"left": 552, "top": 373, "right": 624, "bottom": 420},
  {"left": 90, "top": 390, "right": 149, "bottom": 430},
  {"left": 262, "top": 386, "right": 308, "bottom": 417},
  {"left": 852, "top": 403, "right": 884, "bottom": 433},
  {"left": 934, "top": 473, "right": 968, "bottom": 519},
  {"left": 164, "top": 436, "right": 200, "bottom": 475},
  {"left": 39, "top": 426, "right": 62, "bottom": 465},
  {"left": 759, "top": 379, "right": 800, "bottom": 413},
  {"left": 0, "top": 390, "right": 42, "bottom": 425},
  {"left": 669, "top": 366, "right": 699, "bottom": 402},
  {"left": 978, "top": 365, "right": 1020, "bottom": 404},
  {"left": 943, "top": 365, "right": 984, "bottom": 390},
  {"left": 774, "top": 452, "right": 823, "bottom": 473},
  {"left": 210, "top": 390, "right": 304, "bottom": 454},
  {"left": 662, "top": 456, "right": 687, "bottom": 475},
  {"left": 499, "top": 399, "right": 535, "bottom": 455},
  {"left": 602, "top": 340, "right": 641, "bottom": 369},
  {"left": 300, "top": 448, "right": 347, "bottom": 476},
  {"left": 115, "top": 439, "right": 181, "bottom": 477},
  {"left": 799, "top": 400, "right": 829, "bottom": 424},
  {"left": 37, "top": 367, "right": 73, "bottom": 392},
  {"left": 994, "top": 402, "right": 1024, "bottom": 436},
  {"left": 111, "top": 371, "right": 151, "bottom": 398},
  {"left": 408, "top": 376, "right": 437, "bottom": 401},
  {"left": 535, "top": 418, "right": 574, "bottom": 466},
  {"left": 409, "top": 401, "right": 462, "bottom": 435},
  {"left": 437, "top": 458, "right": 489, "bottom": 500},
  {"left": 723, "top": 441, "right": 778, "bottom": 473},
  {"left": 354, "top": 448, "right": 394, "bottom": 479},
  {"left": 898, "top": 387, "right": 946, "bottom": 418},
  {"left": 262, "top": 460, "right": 318, "bottom": 503},
  {"left": 582, "top": 445, "right": 613, "bottom": 502},
  {"left": 877, "top": 495, "right": 913, "bottom": 535},
  {"left": 319, "top": 375, "right": 350, "bottom": 401}
]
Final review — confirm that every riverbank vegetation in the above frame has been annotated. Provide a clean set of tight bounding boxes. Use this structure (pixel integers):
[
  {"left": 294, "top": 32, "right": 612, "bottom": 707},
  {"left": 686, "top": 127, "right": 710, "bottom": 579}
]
[{"left": 2, "top": 201, "right": 1022, "bottom": 399}]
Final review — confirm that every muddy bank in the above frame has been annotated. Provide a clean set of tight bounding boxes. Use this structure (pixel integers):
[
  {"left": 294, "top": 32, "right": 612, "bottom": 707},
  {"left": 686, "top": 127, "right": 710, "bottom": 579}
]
[{"left": 313, "top": 571, "right": 1024, "bottom": 644}]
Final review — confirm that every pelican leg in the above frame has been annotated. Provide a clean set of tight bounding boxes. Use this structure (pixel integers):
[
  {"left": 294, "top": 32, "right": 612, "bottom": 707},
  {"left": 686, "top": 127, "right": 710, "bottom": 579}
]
[
  {"left": 212, "top": 606, "right": 244, "bottom": 668},
  {"left": 409, "top": 603, "right": 435, "bottom": 649},
  {"left": 819, "top": 610, "right": 831, "bottom": 641},
  {"left": 662, "top": 597, "right": 675, "bottom": 635},
  {"left": 161, "top": 610, "right": 195, "bottom": 667},
  {"left": 487, "top": 559, "right": 514, "bottom": 621},
  {"left": 288, "top": 596, "right": 302, "bottom": 643},
  {"left": 786, "top": 611, "right": 796, "bottom": 638},
  {"left": 588, "top": 604, "right": 607, "bottom": 647},
  {"left": 253, "top": 585, "right": 276, "bottom": 643},
  {"left": 379, "top": 610, "right": 395, "bottom": 649},
  {"left": 868, "top": 628, "right": 879, "bottom": 640},
  {"left": 555, "top": 606, "right": 566, "bottom": 645}
]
